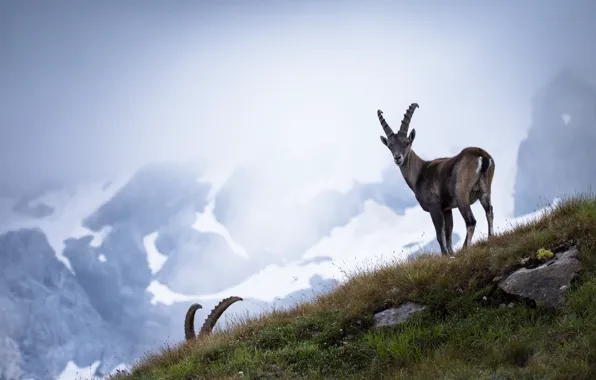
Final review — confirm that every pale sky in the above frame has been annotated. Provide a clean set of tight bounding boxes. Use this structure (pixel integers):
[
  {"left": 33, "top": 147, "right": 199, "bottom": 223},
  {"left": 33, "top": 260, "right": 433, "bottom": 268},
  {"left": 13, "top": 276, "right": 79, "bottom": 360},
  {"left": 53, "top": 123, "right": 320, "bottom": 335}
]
[{"left": 1, "top": 0, "right": 596, "bottom": 242}]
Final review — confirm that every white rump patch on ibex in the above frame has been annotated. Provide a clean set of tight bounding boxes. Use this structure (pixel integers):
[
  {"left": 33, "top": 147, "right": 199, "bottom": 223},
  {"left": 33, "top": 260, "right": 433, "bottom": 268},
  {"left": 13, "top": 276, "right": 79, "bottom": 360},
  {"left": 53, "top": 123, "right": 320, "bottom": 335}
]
[{"left": 476, "top": 157, "right": 483, "bottom": 174}]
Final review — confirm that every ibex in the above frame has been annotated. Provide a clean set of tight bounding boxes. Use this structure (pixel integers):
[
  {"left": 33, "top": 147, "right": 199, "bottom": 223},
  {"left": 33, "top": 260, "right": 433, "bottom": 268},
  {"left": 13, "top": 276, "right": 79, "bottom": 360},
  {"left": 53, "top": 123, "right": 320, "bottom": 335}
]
[
  {"left": 184, "top": 296, "right": 243, "bottom": 341},
  {"left": 377, "top": 103, "right": 495, "bottom": 255}
]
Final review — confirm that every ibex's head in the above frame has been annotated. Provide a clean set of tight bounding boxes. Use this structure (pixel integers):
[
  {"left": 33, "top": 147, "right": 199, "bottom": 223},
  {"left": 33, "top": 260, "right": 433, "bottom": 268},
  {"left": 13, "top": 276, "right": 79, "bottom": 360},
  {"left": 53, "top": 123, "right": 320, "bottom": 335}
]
[{"left": 377, "top": 103, "right": 419, "bottom": 166}]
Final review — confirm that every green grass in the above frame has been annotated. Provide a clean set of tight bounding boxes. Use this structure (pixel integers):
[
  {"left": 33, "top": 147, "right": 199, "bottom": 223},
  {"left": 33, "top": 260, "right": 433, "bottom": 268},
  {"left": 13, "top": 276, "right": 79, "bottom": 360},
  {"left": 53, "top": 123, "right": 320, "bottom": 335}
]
[{"left": 111, "top": 194, "right": 596, "bottom": 380}]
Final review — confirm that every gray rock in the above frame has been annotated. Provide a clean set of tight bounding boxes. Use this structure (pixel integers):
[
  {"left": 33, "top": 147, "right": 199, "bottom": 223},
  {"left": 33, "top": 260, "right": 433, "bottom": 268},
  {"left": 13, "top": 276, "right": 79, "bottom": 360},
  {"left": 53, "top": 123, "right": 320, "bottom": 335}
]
[
  {"left": 373, "top": 302, "right": 426, "bottom": 328},
  {"left": 498, "top": 246, "right": 582, "bottom": 308},
  {"left": 0, "top": 228, "right": 117, "bottom": 380}
]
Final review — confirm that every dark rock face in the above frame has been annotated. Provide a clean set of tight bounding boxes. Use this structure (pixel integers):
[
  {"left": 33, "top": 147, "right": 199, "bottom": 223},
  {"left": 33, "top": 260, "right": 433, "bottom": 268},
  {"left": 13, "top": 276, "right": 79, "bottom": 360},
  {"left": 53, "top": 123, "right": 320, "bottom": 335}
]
[
  {"left": 514, "top": 70, "right": 596, "bottom": 216},
  {"left": 0, "top": 162, "right": 213, "bottom": 379},
  {"left": 0, "top": 229, "right": 119, "bottom": 380}
]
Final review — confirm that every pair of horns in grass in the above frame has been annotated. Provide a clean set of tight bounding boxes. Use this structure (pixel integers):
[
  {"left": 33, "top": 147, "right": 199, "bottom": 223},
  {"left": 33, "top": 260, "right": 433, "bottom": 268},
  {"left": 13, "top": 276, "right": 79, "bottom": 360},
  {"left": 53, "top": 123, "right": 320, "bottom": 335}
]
[{"left": 184, "top": 296, "right": 243, "bottom": 340}]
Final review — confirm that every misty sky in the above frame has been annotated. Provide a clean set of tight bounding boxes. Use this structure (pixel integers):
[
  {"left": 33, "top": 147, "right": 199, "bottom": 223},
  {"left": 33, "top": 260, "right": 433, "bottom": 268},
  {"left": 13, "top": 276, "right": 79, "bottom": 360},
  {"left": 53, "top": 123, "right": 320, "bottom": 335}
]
[{"left": 1, "top": 0, "right": 596, "bottom": 201}]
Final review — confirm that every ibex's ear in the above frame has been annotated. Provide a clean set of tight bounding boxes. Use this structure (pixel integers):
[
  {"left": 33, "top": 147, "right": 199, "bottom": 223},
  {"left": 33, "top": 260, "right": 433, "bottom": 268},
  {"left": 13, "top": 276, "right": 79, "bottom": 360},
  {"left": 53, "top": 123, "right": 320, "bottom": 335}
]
[
  {"left": 380, "top": 136, "right": 388, "bottom": 146},
  {"left": 408, "top": 129, "right": 416, "bottom": 143}
]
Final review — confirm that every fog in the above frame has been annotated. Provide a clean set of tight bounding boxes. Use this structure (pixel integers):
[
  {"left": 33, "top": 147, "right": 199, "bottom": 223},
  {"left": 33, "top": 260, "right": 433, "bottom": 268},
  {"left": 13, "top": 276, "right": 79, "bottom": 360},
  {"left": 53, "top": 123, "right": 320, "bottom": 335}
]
[{"left": 1, "top": 0, "right": 595, "bottom": 219}]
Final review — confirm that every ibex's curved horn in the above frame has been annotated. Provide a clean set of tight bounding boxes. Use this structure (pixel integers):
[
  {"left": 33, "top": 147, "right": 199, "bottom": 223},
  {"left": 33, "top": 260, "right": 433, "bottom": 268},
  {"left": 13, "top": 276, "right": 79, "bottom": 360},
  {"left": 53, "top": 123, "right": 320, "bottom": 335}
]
[
  {"left": 398, "top": 103, "right": 419, "bottom": 136},
  {"left": 377, "top": 109, "right": 393, "bottom": 137},
  {"left": 196, "top": 296, "right": 243, "bottom": 340},
  {"left": 184, "top": 303, "right": 202, "bottom": 341}
]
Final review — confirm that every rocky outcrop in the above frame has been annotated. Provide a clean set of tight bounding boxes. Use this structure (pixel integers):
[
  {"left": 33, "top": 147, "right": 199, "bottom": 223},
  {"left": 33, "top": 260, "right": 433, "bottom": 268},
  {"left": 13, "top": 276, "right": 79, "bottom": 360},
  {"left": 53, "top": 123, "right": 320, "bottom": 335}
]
[
  {"left": 514, "top": 69, "right": 596, "bottom": 216},
  {"left": 0, "top": 162, "right": 216, "bottom": 379},
  {"left": 0, "top": 228, "right": 119, "bottom": 380},
  {"left": 498, "top": 245, "right": 582, "bottom": 308},
  {"left": 373, "top": 302, "right": 426, "bottom": 328}
]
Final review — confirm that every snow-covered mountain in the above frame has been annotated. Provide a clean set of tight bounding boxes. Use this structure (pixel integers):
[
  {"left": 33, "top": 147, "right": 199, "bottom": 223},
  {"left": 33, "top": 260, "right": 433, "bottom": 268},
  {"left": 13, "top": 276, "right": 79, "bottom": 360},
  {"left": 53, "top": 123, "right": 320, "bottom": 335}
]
[{"left": 0, "top": 159, "right": 421, "bottom": 380}]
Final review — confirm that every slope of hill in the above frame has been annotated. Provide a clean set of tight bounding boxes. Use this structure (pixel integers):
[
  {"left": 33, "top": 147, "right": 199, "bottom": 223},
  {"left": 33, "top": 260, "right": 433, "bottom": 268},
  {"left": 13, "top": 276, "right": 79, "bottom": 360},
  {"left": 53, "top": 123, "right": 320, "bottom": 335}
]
[{"left": 113, "top": 194, "right": 596, "bottom": 380}]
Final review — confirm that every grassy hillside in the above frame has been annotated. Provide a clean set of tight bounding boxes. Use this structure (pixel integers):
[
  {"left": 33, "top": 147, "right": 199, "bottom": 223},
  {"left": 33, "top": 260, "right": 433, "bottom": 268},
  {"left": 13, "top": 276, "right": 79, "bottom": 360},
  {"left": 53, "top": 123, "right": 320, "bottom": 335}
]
[{"left": 113, "top": 195, "right": 596, "bottom": 380}]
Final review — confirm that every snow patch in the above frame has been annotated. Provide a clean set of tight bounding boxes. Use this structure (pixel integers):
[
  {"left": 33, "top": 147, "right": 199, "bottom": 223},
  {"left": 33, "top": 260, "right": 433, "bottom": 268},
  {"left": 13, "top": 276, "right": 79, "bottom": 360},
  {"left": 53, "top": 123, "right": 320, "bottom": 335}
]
[
  {"left": 57, "top": 360, "right": 100, "bottom": 380},
  {"left": 98, "top": 254, "right": 107, "bottom": 263},
  {"left": 0, "top": 175, "right": 130, "bottom": 273},
  {"left": 147, "top": 280, "right": 202, "bottom": 305},
  {"left": 192, "top": 201, "right": 249, "bottom": 259},
  {"left": 143, "top": 232, "right": 168, "bottom": 274}
]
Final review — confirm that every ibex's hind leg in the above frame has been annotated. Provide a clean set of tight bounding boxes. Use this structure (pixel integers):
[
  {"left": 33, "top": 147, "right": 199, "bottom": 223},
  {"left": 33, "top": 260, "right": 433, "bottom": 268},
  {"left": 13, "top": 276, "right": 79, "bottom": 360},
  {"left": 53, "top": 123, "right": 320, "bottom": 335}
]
[
  {"left": 443, "top": 209, "right": 455, "bottom": 255},
  {"left": 480, "top": 194, "right": 494, "bottom": 236},
  {"left": 456, "top": 201, "right": 477, "bottom": 249},
  {"left": 430, "top": 207, "right": 449, "bottom": 255}
]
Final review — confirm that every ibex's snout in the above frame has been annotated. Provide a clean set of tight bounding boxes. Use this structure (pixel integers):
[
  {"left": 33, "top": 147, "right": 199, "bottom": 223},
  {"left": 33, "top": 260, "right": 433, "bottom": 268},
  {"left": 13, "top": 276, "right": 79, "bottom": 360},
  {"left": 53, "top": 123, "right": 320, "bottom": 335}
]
[{"left": 394, "top": 154, "right": 404, "bottom": 166}]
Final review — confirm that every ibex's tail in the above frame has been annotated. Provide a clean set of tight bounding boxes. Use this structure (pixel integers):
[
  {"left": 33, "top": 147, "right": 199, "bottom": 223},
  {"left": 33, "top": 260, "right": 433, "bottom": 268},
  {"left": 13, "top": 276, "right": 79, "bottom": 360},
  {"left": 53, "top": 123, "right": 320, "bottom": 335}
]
[
  {"left": 184, "top": 303, "right": 203, "bottom": 341},
  {"left": 398, "top": 103, "right": 419, "bottom": 136},
  {"left": 184, "top": 296, "right": 242, "bottom": 341}
]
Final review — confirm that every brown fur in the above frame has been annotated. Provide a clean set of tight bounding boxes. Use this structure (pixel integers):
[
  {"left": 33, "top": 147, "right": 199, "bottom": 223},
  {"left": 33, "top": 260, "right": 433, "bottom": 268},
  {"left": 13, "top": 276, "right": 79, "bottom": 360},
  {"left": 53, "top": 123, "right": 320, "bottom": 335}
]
[
  {"left": 184, "top": 296, "right": 243, "bottom": 341},
  {"left": 378, "top": 103, "right": 495, "bottom": 255}
]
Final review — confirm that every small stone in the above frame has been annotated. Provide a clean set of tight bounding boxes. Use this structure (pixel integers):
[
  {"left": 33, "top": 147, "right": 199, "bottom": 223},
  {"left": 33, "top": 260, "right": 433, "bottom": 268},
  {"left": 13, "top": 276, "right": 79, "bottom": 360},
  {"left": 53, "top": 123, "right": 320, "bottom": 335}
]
[{"left": 373, "top": 302, "right": 426, "bottom": 328}]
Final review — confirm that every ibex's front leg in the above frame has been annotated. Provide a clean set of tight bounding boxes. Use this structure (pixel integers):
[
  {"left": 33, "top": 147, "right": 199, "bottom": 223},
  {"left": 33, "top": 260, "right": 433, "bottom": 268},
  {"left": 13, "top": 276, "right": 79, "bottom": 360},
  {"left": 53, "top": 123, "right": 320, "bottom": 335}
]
[{"left": 429, "top": 207, "right": 449, "bottom": 255}]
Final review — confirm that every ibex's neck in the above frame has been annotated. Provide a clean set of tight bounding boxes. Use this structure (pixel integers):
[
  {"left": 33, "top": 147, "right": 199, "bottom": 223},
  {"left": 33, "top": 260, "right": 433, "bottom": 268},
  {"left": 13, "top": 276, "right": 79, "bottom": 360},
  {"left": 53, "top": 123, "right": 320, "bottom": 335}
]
[{"left": 400, "top": 150, "right": 426, "bottom": 192}]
